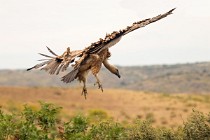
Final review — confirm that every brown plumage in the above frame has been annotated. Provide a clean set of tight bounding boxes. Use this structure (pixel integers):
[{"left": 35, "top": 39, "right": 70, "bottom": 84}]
[{"left": 27, "top": 8, "right": 175, "bottom": 98}]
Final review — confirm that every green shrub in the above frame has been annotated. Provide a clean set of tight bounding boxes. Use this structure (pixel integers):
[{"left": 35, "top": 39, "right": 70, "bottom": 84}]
[
  {"left": 88, "top": 109, "right": 109, "bottom": 123},
  {"left": 183, "top": 110, "right": 210, "bottom": 140},
  {"left": 62, "top": 115, "right": 88, "bottom": 139},
  {"left": 0, "top": 103, "right": 210, "bottom": 140},
  {"left": 157, "top": 128, "right": 179, "bottom": 140},
  {"left": 0, "top": 102, "right": 62, "bottom": 140},
  {"left": 145, "top": 112, "right": 156, "bottom": 123},
  {"left": 127, "top": 120, "right": 156, "bottom": 140},
  {"left": 0, "top": 110, "right": 17, "bottom": 139},
  {"left": 88, "top": 121, "right": 126, "bottom": 140}
]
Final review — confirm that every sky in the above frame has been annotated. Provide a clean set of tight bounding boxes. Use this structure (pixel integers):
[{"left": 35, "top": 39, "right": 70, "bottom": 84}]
[{"left": 0, "top": 0, "right": 210, "bottom": 69}]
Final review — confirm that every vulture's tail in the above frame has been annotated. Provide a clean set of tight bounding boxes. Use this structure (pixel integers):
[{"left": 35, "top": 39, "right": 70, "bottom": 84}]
[{"left": 61, "top": 68, "right": 79, "bottom": 83}]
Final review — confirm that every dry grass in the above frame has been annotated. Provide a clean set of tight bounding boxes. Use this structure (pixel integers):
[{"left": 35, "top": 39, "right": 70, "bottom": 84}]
[{"left": 0, "top": 86, "right": 209, "bottom": 128}]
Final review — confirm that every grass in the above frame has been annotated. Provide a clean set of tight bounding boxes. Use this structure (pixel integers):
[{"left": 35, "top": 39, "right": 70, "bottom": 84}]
[{"left": 0, "top": 86, "right": 209, "bottom": 128}]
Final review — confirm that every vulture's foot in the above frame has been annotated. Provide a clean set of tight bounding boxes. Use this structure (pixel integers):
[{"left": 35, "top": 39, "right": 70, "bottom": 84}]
[
  {"left": 81, "top": 87, "right": 87, "bottom": 99},
  {"left": 94, "top": 81, "right": 103, "bottom": 92}
]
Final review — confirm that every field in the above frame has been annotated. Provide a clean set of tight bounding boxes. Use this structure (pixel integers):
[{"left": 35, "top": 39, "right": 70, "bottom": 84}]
[{"left": 1, "top": 86, "right": 210, "bottom": 129}]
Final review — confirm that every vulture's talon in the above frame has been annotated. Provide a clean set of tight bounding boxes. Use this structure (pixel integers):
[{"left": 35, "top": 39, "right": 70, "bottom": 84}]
[{"left": 81, "top": 87, "right": 87, "bottom": 99}]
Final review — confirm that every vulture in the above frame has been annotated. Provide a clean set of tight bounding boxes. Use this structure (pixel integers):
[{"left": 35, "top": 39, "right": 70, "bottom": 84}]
[{"left": 27, "top": 8, "right": 175, "bottom": 99}]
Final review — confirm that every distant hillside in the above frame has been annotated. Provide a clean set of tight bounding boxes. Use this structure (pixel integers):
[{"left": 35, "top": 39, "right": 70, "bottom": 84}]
[{"left": 1, "top": 62, "right": 210, "bottom": 94}]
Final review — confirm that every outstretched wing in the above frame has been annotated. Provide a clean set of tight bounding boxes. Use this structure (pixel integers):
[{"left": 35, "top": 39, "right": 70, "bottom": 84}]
[
  {"left": 27, "top": 46, "right": 83, "bottom": 75},
  {"left": 61, "top": 8, "right": 175, "bottom": 83},
  {"left": 84, "top": 8, "right": 175, "bottom": 54}
]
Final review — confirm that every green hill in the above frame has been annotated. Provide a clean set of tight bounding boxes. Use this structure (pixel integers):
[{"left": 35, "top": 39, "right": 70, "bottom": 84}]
[{"left": 1, "top": 62, "right": 210, "bottom": 93}]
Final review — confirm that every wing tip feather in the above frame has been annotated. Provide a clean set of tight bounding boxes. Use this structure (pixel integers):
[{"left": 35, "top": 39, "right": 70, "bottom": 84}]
[
  {"left": 168, "top": 8, "right": 176, "bottom": 14},
  {"left": 26, "top": 67, "right": 33, "bottom": 71}
]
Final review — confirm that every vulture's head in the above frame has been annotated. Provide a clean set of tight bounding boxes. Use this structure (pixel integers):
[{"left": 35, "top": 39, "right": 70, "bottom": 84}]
[{"left": 113, "top": 67, "right": 121, "bottom": 78}]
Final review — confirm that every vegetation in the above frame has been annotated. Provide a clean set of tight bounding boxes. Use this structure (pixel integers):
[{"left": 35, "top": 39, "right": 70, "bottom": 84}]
[
  {"left": 0, "top": 102, "right": 209, "bottom": 140},
  {"left": 1, "top": 87, "right": 210, "bottom": 128}
]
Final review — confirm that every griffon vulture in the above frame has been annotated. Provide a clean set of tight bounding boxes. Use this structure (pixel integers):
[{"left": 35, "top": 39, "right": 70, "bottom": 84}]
[{"left": 27, "top": 8, "right": 175, "bottom": 98}]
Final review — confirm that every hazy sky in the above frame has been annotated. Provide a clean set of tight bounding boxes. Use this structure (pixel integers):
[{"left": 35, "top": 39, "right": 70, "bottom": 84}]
[{"left": 0, "top": 0, "right": 210, "bottom": 69}]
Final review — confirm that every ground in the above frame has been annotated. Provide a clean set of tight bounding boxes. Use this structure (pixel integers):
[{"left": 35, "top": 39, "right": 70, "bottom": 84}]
[{"left": 0, "top": 86, "right": 209, "bottom": 128}]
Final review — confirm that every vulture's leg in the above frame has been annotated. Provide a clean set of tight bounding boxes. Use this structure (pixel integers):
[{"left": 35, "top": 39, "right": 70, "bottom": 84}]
[
  {"left": 81, "top": 79, "right": 87, "bottom": 99},
  {"left": 94, "top": 74, "right": 103, "bottom": 92},
  {"left": 90, "top": 54, "right": 103, "bottom": 92}
]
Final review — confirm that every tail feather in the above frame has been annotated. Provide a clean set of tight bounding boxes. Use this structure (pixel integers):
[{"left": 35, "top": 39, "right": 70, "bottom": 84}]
[{"left": 61, "top": 68, "right": 79, "bottom": 83}]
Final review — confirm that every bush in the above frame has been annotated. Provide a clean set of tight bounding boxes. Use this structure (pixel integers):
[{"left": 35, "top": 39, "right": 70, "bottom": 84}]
[
  {"left": 62, "top": 115, "right": 88, "bottom": 139},
  {"left": 0, "top": 102, "right": 62, "bottom": 140},
  {"left": 88, "top": 109, "right": 109, "bottom": 123},
  {"left": 183, "top": 110, "right": 210, "bottom": 140},
  {"left": 157, "top": 128, "right": 179, "bottom": 140},
  {"left": 0, "top": 103, "right": 210, "bottom": 140},
  {"left": 0, "top": 110, "right": 17, "bottom": 139},
  {"left": 127, "top": 120, "right": 156, "bottom": 140},
  {"left": 88, "top": 121, "right": 126, "bottom": 140}
]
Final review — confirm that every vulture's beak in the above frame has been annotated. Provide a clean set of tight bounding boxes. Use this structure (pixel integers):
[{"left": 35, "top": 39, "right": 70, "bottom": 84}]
[{"left": 116, "top": 71, "right": 121, "bottom": 78}]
